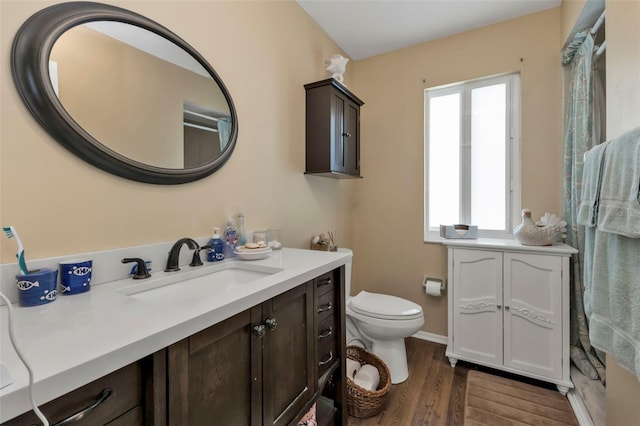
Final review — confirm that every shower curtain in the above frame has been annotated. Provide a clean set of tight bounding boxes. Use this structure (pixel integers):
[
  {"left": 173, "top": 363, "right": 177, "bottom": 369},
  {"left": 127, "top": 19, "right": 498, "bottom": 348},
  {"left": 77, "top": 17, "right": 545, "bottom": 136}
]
[
  {"left": 562, "top": 31, "right": 606, "bottom": 382},
  {"left": 218, "top": 117, "right": 232, "bottom": 152}
]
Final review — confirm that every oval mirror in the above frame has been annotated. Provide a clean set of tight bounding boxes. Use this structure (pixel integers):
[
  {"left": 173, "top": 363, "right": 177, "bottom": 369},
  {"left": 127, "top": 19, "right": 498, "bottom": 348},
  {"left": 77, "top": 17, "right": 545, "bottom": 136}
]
[{"left": 12, "top": 2, "right": 238, "bottom": 184}]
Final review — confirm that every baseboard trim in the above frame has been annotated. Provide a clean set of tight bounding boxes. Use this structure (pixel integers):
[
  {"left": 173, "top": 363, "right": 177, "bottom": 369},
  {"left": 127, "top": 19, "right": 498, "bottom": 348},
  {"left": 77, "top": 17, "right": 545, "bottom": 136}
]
[
  {"left": 567, "top": 388, "right": 595, "bottom": 426},
  {"left": 412, "top": 331, "right": 448, "bottom": 345}
]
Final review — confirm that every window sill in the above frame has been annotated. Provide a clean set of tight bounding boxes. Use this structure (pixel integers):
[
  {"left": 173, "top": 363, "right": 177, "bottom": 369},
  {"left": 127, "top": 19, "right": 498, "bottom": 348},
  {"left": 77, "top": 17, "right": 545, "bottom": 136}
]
[{"left": 425, "top": 231, "right": 515, "bottom": 244}]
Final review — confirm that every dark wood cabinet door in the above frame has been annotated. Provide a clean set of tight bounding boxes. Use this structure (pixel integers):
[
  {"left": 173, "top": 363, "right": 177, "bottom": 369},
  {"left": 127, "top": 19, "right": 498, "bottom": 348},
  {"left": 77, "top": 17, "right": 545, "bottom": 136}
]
[
  {"left": 330, "top": 91, "right": 360, "bottom": 176},
  {"left": 331, "top": 92, "right": 347, "bottom": 174},
  {"left": 262, "top": 282, "right": 316, "bottom": 426},
  {"left": 168, "top": 306, "right": 263, "bottom": 426},
  {"left": 343, "top": 98, "right": 360, "bottom": 176}
]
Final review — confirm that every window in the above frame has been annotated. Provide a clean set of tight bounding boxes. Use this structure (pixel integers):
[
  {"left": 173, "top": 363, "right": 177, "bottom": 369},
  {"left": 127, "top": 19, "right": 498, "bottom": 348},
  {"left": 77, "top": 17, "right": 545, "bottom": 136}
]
[{"left": 424, "top": 73, "right": 520, "bottom": 241}]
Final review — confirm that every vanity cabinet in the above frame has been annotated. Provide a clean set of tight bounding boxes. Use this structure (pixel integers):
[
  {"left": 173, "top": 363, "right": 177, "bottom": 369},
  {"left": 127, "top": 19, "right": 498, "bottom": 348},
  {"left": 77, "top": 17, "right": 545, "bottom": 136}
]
[
  {"left": 167, "top": 283, "right": 315, "bottom": 426},
  {"left": 304, "top": 79, "right": 364, "bottom": 178},
  {"left": 2, "top": 356, "right": 160, "bottom": 426},
  {"left": 166, "top": 267, "right": 346, "bottom": 426},
  {"left": 445, "top": 241, "right": 576, "bottom": 394},
  {"left": 2, "top": 267, "right": 347, "bottom": 426}
]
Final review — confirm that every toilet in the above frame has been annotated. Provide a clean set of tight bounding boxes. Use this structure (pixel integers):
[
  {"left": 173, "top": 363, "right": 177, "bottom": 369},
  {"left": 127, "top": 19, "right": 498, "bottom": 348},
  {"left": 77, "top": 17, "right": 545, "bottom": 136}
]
[{"left": 340, "top": 249, "right": 424, "bottom": 384}]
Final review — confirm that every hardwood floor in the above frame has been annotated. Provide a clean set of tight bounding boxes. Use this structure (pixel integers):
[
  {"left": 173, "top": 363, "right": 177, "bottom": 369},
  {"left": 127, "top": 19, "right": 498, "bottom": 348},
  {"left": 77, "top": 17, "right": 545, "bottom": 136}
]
[{"left": 347, "top": 338, "right": 575, "bottom": 426}]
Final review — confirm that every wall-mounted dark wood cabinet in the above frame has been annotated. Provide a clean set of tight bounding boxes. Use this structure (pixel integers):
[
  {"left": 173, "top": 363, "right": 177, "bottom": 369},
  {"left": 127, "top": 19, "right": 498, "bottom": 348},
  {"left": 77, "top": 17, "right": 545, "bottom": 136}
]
[{"left": 305, "top": 79, "right": 364, "bottom": 178}]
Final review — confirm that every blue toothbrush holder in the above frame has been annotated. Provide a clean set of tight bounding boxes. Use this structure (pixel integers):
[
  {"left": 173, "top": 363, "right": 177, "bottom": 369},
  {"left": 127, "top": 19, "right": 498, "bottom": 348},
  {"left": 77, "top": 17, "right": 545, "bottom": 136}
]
[
  {"left": 59, "top": 258, "right": 92, "bottom": 295},
  {"left": 16, "top": 268, "right": 58, "bottom": 307}
]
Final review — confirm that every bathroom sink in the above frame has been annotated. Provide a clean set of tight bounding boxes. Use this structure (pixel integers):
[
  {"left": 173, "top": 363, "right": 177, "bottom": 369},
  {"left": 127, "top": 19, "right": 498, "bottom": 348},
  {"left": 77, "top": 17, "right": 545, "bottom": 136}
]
[{"left": 118, "top": 262, "right": 282, "bottom": 304}]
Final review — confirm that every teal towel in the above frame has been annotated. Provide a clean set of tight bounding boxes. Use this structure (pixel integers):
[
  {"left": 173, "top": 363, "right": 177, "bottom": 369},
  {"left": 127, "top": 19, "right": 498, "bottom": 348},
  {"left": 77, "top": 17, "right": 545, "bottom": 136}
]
[
  {"left": 582, "top": 127, "right": 640, "bottom": 379},
  {"left": 596, "top": 127, "right": 640, "bottom": 237},
  {"left": 585, "top": 230, "right": 640, "bottom": 379},
  {"left": 577, "top": 141, "right": 610, "bottom": 227}
]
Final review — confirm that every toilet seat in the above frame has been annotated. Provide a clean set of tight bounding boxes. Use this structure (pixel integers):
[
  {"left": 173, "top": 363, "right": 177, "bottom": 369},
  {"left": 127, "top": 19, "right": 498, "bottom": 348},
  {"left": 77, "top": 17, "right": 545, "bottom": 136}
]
[{"left": 349, "top": 291, "right": 423, "bottom": 320}]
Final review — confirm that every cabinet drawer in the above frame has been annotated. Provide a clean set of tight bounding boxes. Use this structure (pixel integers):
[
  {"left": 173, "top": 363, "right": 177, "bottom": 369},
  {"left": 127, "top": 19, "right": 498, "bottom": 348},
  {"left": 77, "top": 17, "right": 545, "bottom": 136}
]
[
  {"left": 316, "top": 288, "right": 336, "bottom": 323},
  {"left": 3, "top": 361, "right": 144, "bottom": 426},
  {"left": 317, "top": 319, "right": 337, "bottom": 378},
  {"left": 314, "top": 271, "right": 335, "bottom": 296},
  {"left": 317, "top": 315, "right": 336, "bottom": 346}
]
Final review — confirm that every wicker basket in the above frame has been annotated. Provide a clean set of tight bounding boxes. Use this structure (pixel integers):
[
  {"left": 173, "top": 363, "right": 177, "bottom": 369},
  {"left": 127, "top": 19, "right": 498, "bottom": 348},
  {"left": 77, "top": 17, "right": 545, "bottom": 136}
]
[{"left": 346, "top": 346, "right": 392, "bottom": 418}]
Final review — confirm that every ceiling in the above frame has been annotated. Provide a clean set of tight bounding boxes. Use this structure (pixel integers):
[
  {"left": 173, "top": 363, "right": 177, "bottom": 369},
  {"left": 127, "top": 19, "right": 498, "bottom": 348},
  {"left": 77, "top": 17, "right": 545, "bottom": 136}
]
[{"left": 296, "top": 0, "right": 561, "bottom": 60}]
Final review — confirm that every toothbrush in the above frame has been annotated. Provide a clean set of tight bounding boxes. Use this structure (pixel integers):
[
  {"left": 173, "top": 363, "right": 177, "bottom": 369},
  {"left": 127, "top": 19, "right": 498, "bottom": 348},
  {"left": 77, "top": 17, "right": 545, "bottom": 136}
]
[{"left": 3, "top": 226, "right": 28, "bottom": 275}]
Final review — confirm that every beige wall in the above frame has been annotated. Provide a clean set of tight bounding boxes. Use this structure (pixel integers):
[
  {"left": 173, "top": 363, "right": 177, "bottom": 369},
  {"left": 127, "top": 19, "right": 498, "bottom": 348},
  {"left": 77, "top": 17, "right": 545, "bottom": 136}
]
[
  {"left": 0, "top": 0, "right": 355, "bottom": 261},
  {"left": 603, "top": 0, "right": 640, "bottom": 424},
  {"left": 349, "top": 8, "right": 563, "bottom": 336},
  {"left": 561, "top": 0, "right": 588, "bottom": 42}
]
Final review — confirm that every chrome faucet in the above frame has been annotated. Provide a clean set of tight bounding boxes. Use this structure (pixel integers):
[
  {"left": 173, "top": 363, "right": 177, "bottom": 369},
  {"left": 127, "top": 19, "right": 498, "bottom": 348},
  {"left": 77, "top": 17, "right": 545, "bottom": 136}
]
[{"left": 165, "top": 237, "right": 203, "bottom": 272}]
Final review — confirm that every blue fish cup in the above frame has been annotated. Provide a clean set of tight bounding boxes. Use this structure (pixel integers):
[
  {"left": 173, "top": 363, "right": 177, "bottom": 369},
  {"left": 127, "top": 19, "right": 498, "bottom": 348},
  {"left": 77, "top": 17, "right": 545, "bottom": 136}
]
[
  {"left": 59, "top": 258, "right": 92, "bottom": 295},
  {"left": 16, "top": 268, "right": 58, "bottom": 307}
]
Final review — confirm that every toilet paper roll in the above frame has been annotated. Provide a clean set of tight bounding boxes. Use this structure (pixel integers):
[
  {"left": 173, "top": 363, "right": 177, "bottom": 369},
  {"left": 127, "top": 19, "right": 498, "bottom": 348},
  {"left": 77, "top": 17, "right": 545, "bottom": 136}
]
[
  {"left": 425, "top": 279, "right": 442, "bottom": 297},
  {"left": 353, "top": 364, "right": 380, "bottom": 391},
  {"left": 346, "top": 358, "right": 361, "bottom": 379}
]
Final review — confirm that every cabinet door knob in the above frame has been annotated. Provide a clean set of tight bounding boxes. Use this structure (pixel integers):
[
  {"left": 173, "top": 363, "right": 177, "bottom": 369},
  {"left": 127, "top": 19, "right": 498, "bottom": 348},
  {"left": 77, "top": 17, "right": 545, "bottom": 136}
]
[
  {"left": 265, "top": 318, "right": 278, "bottom": 331},
  {"left": 505, "top": 305, "right": 510, "bottom": 310},
  {"left": 497, "top": 304, "right": 502, "bottom": 309},
  {"left": 342, "top": 132, "right": 352, "bottom": 138},
  {"left": 253, "top": 324, "right": 266, "bottom": 337}
]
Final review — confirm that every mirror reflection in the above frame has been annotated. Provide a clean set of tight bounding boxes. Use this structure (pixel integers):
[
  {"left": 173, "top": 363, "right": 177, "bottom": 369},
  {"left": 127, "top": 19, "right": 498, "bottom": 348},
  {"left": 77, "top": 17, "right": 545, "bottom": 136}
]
[{"left": 50, "top": 21, "right": 232, "bottom": 170}]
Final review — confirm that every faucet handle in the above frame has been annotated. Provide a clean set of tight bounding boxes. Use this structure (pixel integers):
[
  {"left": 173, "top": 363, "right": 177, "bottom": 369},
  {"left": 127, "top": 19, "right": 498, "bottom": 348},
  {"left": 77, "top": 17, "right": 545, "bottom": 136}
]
[
  {"left": 122, "top": 258, "right": 151, "bottom": 279},
  {"left": 190, "top": 245, "right": 210, "bottom": 267}
]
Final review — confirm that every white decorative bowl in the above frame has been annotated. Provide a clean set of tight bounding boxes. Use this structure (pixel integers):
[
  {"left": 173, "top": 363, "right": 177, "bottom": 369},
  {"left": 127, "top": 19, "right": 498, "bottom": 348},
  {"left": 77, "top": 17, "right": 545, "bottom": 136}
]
[{"left": 234, "top": 247, "right": 272, "bottom": 261}]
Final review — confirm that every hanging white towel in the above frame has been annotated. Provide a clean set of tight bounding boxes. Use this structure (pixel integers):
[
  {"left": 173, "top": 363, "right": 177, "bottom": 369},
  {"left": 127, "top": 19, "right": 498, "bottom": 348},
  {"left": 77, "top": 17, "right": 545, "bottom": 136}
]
[
  {"left": 582, "top": 126, "right": 640, "bottom": 379},
  {"left": 577, "top": 141, "right": 611, "bottom": 227},
  {"left": 596, "top": 127, "right": 640, "bottom": 237},
  {"left": 586, "top": 229, "right": 640, "bottom": 378}
]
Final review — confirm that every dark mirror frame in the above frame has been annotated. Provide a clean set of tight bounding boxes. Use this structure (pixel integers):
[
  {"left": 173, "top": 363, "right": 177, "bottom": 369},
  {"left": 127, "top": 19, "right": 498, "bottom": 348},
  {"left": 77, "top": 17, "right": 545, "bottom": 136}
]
[{"left": 12, "top": 1, "right": 238, "bottom": 185}]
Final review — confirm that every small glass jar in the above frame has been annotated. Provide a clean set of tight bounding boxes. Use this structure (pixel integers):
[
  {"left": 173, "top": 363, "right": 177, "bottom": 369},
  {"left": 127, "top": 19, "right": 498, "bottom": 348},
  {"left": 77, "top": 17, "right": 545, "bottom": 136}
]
[
  {"left": 253, "top": 230, "right": 268, "bottom": 244},
  {"left": 267, "top": 228, "right": 282, "bottom": 250}
]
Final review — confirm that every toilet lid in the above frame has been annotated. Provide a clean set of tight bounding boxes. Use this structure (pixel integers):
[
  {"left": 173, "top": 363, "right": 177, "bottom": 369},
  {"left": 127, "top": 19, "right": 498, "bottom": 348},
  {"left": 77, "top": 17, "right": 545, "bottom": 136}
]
[{"left": 349, "top": 291, "right": 423, "bottom": 320}]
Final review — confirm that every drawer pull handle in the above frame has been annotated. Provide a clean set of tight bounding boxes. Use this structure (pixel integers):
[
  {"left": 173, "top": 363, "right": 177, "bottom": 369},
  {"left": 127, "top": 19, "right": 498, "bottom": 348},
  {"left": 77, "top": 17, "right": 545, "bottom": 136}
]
[
  {"left": 318, "top": 327, "right": 333, "bottom": 339},
  {"left": 318, "top": 351, "right": 334, "bottom": 366},
  {"left": 317, "top": 302, "right": 332, "bottom": 313},
  {"left": 51, "top": 388, "right": 113, "bottom": 426},
  {"left": 316, "top": 278, "right": 332, "bottom": 288}
]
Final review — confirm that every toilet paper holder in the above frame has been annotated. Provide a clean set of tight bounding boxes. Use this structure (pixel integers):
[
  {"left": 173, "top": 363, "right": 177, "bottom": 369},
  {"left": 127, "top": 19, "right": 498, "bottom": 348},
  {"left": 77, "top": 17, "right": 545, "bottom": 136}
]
[{"left": 422, "top": 276, "right": 446, "bottom": 295}]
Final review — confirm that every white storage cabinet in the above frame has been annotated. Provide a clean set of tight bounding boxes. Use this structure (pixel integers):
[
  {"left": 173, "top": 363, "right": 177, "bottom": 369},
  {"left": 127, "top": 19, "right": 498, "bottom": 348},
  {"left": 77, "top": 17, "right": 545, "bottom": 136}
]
[{"left": 444, "top": 239, "right": 577, "bottom": 394}]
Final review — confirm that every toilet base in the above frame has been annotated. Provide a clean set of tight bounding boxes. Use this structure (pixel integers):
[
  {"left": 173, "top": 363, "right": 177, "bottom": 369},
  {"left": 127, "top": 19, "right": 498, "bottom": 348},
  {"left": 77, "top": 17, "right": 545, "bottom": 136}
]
[{"left": 369, "top": 338, "right": 409, "bottom": 384}]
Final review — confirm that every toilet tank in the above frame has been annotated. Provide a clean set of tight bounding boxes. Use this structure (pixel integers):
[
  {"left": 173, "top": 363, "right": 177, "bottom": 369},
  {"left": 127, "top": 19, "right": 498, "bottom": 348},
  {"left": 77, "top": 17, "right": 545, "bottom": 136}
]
[{"left": 337, "top": 248, "right": 352, "bottom": 297}]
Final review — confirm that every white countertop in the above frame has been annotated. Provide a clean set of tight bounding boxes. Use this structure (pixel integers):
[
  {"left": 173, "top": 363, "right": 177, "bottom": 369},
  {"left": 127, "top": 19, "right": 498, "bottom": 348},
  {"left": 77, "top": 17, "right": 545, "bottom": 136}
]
[
  {"left": 0, "top": 248, "right": 350, "bottom": 422},
  {"left": 442, "top": 238, "right": 578, "bottom": 255}
]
